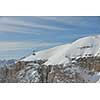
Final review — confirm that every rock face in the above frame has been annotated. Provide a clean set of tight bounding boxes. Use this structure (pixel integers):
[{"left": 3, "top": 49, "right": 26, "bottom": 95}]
[
  {"left": 0, "top": 60, "right": 50, "bottom": 83},
  {"left": 15, "top": 61, "right": 85, "bottom": 83},
  {"left": 1, "top": 56, "right": 100, "bottom": 83},
  {"left": 47, "top": 65, "right": 84, "bottom": 83},
  {"left": 0, "top": 61, "right": 26, "bottom": 82}
]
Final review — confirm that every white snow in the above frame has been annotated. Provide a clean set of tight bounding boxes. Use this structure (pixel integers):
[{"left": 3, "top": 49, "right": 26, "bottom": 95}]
[
  {"left": 21, "top": 35, "right": 100, "bottom": 66},
  {"left": 67, "top": 35, "right": 100, "bottom": 58},
  {"left": 21, "top": 43, "right": 71, "bottom": 65}
]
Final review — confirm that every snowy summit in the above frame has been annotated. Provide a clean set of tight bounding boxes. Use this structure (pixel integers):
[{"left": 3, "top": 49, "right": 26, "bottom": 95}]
[{"left": 21, "top": 35, "right": 100, "bottom": 65}]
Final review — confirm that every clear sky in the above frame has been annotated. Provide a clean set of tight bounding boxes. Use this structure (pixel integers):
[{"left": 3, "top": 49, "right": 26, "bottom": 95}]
[{"left": 0, "top": 16, "right": 100, "bottom": 60}]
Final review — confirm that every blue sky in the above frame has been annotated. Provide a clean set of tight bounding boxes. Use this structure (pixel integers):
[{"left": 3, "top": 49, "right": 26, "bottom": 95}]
[{"left": 0, "top": 16, "right": 100, "bottom": 59}]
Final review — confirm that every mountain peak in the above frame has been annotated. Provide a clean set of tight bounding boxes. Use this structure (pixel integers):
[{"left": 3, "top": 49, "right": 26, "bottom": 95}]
[{"left": 21, "top": 35, "right": 100, "bottom": 65}]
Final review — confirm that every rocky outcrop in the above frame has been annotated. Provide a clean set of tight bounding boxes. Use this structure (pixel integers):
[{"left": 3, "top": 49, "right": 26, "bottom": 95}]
[{"left": 0, "top": 56, "right": 100, "bottom": 83}]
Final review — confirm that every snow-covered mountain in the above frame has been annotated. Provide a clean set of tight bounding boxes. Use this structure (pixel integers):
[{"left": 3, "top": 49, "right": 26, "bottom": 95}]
[
  {"left": 18, "top": 35, "right": 100, "bottom": 83},
  {"left": 0, "top": 35, "right": 100, "bottom": 83},
  {"left": 0, "top": 59, "right": 16, "bottom": 67},
  {"left": 21, "top": 35, "right": 100, "bottom": 65}
]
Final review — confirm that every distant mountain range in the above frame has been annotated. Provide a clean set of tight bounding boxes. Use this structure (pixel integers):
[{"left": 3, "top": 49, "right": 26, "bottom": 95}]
[{"left": 0, "top": 59, "right": 16, "bottom": 67}]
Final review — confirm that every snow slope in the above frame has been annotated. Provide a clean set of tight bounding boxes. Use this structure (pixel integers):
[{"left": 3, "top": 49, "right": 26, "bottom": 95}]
[
  {"left": 21, "top": 35, "right": 100, "bottom": 65},
  {"left": 21, "top": 44, "right": 71, "bottom": 65},
  {"left": 67, "top": 35, "right": 100, "bottom": 58}
]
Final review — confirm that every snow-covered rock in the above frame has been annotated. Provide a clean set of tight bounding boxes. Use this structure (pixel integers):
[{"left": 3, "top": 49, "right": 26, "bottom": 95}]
[
  {"left": 21, "top": 35, "right": 100, "bottom": 65},
  {"left": 18, "top": 35, "right": 100, "bottom": 83}
]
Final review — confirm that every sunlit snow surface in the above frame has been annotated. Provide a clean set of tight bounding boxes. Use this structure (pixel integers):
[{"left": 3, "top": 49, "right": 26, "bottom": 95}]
[{"left": 22, "top": 35, "right": 100, "bottom": 65}]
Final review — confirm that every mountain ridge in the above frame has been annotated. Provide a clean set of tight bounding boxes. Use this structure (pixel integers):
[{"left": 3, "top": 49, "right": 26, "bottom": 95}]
[{"left": 21, "top": 35, "right": 100, "bottom": 65}]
